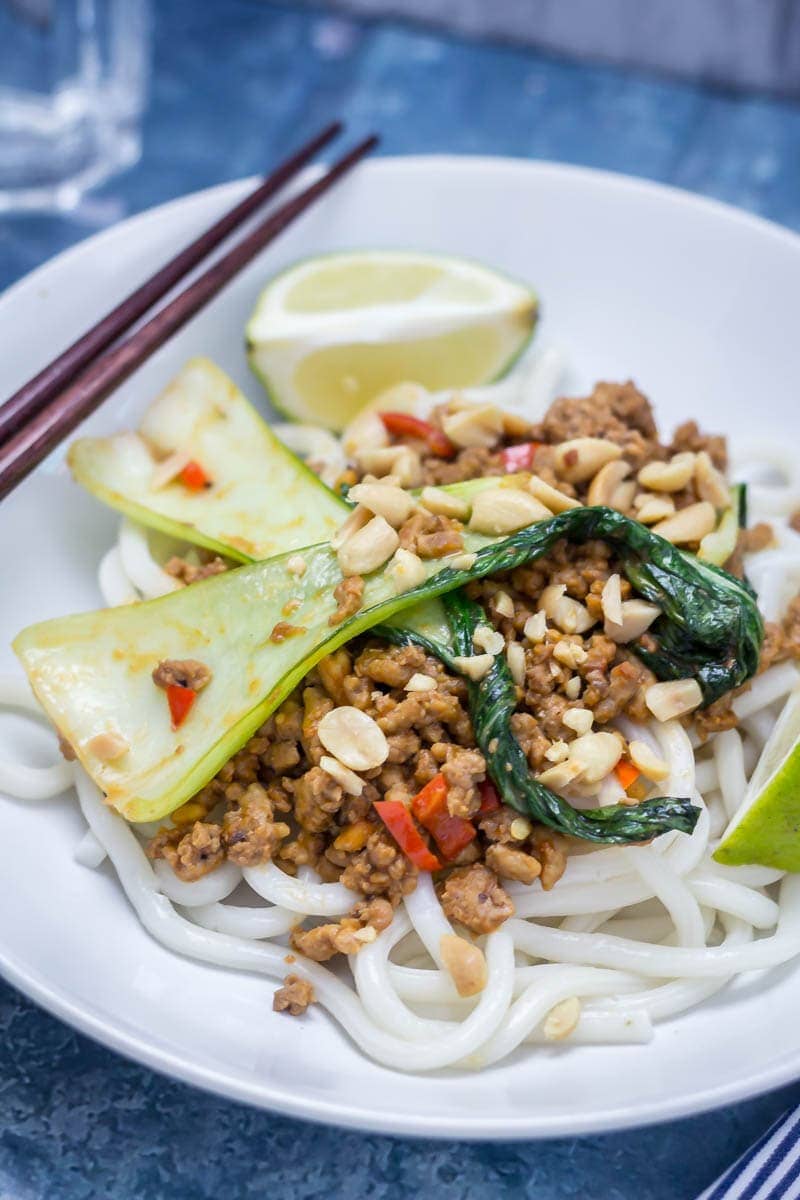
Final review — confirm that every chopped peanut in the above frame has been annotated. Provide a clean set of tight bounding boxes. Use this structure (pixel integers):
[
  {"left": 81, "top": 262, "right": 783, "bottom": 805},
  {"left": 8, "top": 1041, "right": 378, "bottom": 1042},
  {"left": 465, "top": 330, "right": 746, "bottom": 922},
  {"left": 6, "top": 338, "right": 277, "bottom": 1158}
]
[
  {"left": 439, "top": 933, "right": 488, "bottom": 997},
  {"left": 645, "top": 679, "right": 703, "bottom": 722},
  {"left": 543, "top": 997, "right": 581, "bottom": 1041},
  {"left": 318, "top": 707, "right": 389, "bottom": 771}
]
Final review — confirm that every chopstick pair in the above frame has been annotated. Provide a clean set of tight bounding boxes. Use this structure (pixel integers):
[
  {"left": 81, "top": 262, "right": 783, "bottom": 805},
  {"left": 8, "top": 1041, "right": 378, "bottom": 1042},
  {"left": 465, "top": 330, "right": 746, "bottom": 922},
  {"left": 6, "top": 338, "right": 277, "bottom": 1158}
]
[{"left": 0, "top": 123, "right": 379, "bottom": 502}]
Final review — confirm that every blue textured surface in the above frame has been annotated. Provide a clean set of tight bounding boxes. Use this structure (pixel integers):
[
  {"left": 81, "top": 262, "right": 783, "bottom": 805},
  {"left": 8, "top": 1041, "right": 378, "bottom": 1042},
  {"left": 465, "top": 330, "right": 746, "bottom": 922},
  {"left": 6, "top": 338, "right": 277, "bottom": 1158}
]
[{"left": 3, "top": 4, "right": 800, "bottom": 1197}]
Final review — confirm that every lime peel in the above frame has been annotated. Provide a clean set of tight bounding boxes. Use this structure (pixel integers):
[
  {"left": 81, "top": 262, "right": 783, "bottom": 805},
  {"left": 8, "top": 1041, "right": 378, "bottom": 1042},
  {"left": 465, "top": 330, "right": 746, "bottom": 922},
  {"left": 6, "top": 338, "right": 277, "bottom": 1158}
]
[{"left": 714, "top": 683, "right": 800, "bottom": 871}]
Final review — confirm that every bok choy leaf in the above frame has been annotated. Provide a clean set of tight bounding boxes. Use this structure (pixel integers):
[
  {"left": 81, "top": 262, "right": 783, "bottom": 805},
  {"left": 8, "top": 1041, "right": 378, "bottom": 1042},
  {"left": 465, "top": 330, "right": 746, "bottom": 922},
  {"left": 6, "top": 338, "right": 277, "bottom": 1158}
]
[{"left": 68, "top": 358, "right": 346, "bottom": 560}]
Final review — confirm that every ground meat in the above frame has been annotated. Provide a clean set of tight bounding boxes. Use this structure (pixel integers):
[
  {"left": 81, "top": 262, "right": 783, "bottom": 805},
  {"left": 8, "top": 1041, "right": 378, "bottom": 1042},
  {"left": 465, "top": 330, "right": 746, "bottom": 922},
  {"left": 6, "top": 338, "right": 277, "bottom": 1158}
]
[
  {"left": 485, "top": 842, "right": 542, "bottom": 884},
  {"left": 300, "top": 685, "right": 334, "bottom": 765},
  {"left": 151, "top": 658, "right": 212, "bottom": 691},
  {"left": 271, "top": 698, "right": 303, "bottom": 744},
  {"left": 670, "top": 419, "right": 727, "bottom": 471},
  {"left": 753, "top": 601, "right": 800, "bottom": 675},
  {"left": 761, "top": 622, "right": 790, "bottom": 671},
  {"left": 419, "top": 445, "right": 503, "bottom": 486},
  {"left": 524, "top": 446, "right": 577, "bottom": 497},
  {"left": 441, "top": 746, "right": 486, "bottom": 819},
  {"left": 329, "top": 575, "right": 364, "bottom": 627},
  {"left": 291, "top": 918, "right": 367, "bottom": 961},
  {"left": 315, "top": 649, "right": 371, "bottom": 710},
  {"left": 164, "top": 555, "right": 228, "bottom": 584},
  {"left": 273, "top": 974, "right": 315, "bottom": 1016},
  {"left": 538, "top": 381, "right": 662, "bottom": 469},
  {"left": 340, "top": 828, "right": 418, "bottom": 905},
  {"left": 398, "top": 510, "right": 464, "bottom": 558},
  {"left": 531, "top": 830, "right": 569, "bottom": 890},
  {"left": 413, "top": 747, "right": 441, "bottom": 788},
  {"left": 354, "top": 643, "right": 428, "bottom": 688},
  {"left": 782, "top": 595, "right": 800, "bottom": 657},
  {"left": 451, "top": 841, "right": 483, "bottom": 866},
  {"left": 373, "top": 762, "right": 415, "bottom": 805},
  {"left": 222, "top": 782, "right": 290, "bottom": 866},
  {"left": 510, "top": 538, "right": 615, "bottom": 603},
  {"left": 277, "top": 829, "right": 325, "bottom": 872},
  {"left": 147, "top": 821, "right": 225, "bottom": 881},
  {"left": 741, "top": 522, "right": 775, "bottom": 553},
  {"left": 791, "top": 509, "right": 800, "bottom": 534},
  {"left": 293, "top": 766, "right": 344, "bottom": 833},
  {"left": 439, "top": 863, "right": 514, "bottom": 934},
  {"left": 264, "top": 740, "right": 301, "bottom": 773},
  {"left": 376, "top": 689, "right": 473, "bottom": 744},
  {"left": 523, "top": 649, "right": 571, "bottom": 736},
  {"left": 510, "top": 712, "right": 550, "bottom": 771},
  {"left": 315, "top": 648, "right": 350, "bottom": 703},
  {"left": 350, "top": 896, "right": 395, "bottom": 932},
  {"left": 693, "top": 694, "right": 739, "bottom": 740},
  {"left": 386, "top": 729, "right": 421, "bottom": 763},
  {"left": 479, "top": 804, "right": 519, "bottom": 844},
  {"left": 256, "top": 701, "right": 303, "bottom": 775},
  {"left": 525, "top": 632, "right": 638, "bottom": 737},
  {"left": 585, "top": 656, "right": 655, "bottom": 725}
]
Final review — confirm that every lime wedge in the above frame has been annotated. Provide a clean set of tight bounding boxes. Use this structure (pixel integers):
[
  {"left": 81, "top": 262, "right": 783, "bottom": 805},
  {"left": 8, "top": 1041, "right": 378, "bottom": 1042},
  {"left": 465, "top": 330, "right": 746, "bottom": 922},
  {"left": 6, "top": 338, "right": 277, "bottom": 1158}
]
[
  {"left": 245, "top": 251, "right": 538, "bottom": 430},
  {"left": 714, "top": 683, "right": 800, "bottom": 870}
]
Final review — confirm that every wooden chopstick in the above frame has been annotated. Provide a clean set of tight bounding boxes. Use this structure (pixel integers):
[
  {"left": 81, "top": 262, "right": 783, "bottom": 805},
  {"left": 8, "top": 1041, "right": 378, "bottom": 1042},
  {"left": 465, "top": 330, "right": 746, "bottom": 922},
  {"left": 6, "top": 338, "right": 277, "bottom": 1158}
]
[
  {"left": 0, "top": 121, "right": 343, "bottom": 447},
  {"left": 0, "top": 133, "right": 379, "bottom": 503}
]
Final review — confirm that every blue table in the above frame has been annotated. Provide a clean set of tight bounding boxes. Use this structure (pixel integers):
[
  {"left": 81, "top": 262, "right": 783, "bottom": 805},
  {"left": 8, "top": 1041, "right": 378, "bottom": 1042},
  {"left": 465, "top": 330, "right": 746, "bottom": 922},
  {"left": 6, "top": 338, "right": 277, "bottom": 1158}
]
[{"left": 3, "top": 4, "right": 800, "bottom": 1197}]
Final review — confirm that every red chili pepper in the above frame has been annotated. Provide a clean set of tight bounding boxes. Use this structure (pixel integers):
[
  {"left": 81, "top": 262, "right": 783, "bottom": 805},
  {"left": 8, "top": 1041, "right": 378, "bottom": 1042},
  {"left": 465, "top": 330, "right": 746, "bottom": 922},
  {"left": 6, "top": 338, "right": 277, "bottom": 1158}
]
[
  {"left": 166, "top": 684, "right": 197, "bottom": 729},
  {"left": 179, "top": 460, "right": 211, "bottom": 490},
  {"left": 478, "top": 779, "right": 502, "bottom": 814},
  {"left": 411, "top": 773, "right": 476, "bottom": 861},
  {"left": 500, "top": 442, "right": 541, "bottom": 473},
  {"left": 379, "top": 411, "right": 456, "bottom": 459},
  {"left": 373, "top": 800, "right": 441, "bottom": 871},
  {"left": 614, "top": 759, "right": 641, "bottom": 791}
]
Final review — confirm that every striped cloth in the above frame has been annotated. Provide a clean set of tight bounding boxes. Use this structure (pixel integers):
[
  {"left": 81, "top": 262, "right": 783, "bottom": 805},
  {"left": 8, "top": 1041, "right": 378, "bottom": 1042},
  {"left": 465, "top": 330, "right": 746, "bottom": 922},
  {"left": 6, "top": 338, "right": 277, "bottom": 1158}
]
[{"left": 698, "top": 1108, "right": 800, "bottom": 1199}]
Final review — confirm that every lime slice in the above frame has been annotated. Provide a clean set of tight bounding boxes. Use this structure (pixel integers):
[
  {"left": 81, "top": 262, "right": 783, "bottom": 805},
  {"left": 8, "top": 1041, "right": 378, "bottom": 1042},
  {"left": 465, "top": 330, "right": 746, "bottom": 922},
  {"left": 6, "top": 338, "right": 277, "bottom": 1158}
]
[
  {"left": 245, "top": 251, "right": 538, "bottom": 430},
  {"left": 714, "top": 684, "right": 800, "bottom": 870}
]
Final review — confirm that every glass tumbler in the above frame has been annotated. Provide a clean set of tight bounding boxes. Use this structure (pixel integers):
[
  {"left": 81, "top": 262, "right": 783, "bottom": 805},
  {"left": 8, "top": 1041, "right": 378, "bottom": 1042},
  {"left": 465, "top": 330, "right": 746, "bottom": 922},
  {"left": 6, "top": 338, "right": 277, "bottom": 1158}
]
[{"left": 0, "top": 0, "right": 150, "bottom": 213}]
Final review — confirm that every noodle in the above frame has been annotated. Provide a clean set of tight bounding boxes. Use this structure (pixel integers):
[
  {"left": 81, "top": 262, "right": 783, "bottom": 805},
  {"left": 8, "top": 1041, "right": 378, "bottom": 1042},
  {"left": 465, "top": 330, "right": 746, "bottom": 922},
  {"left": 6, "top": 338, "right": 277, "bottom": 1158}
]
[
  {"left": 0, "top": 676, "right": 74, "bottom": 800},
  {"left": 243, "top": 861, "right": 357, "bottom": 917},
  {"left": 73, "top": 828, "right": 108, "bottom": 869},
  {"left": 118, "top": 519, "right": 181, "bottom": 599},
  {"left": 98, "top": 546, "right": 139, "bottom": 607},
  {"left": 152, "top": 858, "right": 244, "bottom": 906}
]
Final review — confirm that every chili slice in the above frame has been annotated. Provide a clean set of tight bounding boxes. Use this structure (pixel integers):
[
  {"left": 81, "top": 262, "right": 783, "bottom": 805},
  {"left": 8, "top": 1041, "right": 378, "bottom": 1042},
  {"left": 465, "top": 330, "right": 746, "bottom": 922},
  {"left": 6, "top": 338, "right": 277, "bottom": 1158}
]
[
  {"left": 500, "top": 441, "right": 541, "bottom": 472},
  {"left": 373, "top": 800, "right": 441, "bottom": 871},
  {"left": 411, "top": 773, "right": 476, "bottom": 861},
  {"left": 166, "top": 684, "right": 197, "bottom": 729},
  {"left": 379, "top": 411, "right": 456, "bottom": 459},
  {"left": 614, "top": 759, "right": 641, "bottom": 791},
  {"left": 478, "top": 779, "right": 501, "bottom": 814},
  {"left": 179, "top": 460, "right": 211, "bottom": 490}
]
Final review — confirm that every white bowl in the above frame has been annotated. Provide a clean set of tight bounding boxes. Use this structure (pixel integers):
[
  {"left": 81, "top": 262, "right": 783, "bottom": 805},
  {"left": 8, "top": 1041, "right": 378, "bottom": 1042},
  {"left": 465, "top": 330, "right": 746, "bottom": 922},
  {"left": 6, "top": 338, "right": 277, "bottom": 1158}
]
[{"left": 0, "top": 156, "right": 798, "bottom": 1139}]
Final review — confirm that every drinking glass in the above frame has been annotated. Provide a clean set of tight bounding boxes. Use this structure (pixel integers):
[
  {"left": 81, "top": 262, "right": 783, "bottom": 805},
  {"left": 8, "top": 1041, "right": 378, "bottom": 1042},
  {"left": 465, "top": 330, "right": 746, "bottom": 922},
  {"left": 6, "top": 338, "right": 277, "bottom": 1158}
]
[{"left": 0, "top": 0, "right": 150, "bottom": 213}]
